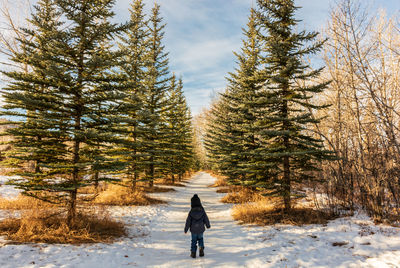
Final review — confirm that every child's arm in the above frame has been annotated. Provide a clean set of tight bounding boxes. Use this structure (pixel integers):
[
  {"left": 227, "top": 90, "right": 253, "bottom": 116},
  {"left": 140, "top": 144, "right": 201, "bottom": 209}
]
[
  {"left": 184, "top": 214, "right": 191, "bottom": 233},
  {"left": 204, "top": 212, "right": 211, "bottom": 229}
]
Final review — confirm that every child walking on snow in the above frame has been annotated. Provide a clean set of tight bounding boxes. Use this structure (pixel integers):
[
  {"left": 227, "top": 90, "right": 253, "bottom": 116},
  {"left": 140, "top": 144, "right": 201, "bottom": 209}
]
[{"left": 184, "top": 194, "right": 211, "bottom": 258}]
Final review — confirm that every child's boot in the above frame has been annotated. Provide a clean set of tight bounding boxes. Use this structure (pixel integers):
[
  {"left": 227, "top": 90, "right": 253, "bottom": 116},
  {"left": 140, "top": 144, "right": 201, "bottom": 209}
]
[
  {"left": 199, "top": 247, "right": 204, "bottom": 257},
  {"left": 190, "top": 251, "right": 196, "bottom": 258}
]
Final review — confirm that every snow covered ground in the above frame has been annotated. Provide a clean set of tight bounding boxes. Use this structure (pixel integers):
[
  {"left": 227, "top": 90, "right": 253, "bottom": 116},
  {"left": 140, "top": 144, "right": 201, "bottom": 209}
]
[
  {"left": 1, "top": 172, "right": 400, "bottom": 267},
  {"left": 0, "top": 175, "right": 21, "bottom": 199}
]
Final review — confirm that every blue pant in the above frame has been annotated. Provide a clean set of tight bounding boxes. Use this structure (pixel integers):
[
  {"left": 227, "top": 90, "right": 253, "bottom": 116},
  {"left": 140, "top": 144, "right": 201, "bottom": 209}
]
[{"left": 191, "top": 233, "right": 204, "bottom": 252}]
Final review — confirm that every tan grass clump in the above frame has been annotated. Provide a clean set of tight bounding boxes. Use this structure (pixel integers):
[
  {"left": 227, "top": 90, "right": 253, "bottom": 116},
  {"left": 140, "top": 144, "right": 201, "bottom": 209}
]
[
  {"left": 78, "top": 185, "right": 104, "bottom": 194},
  {"left": 182, "top": 172, "right": 197, "bottom": 181},
  {"left": 94, "top": 184, "right": 165, "bottom": 206},
  {"left": 232, "top": 200, "right": 336, "bottom": 226},
  {"left": 209, "top": 175, "right": 229, "bottom": 187},
  {"left": 0, "top": 209, "right": 126, "bottom": 244},
  {"left": 143, "top": 186, "right": 175, "bottom": 193},
  {"left": 216, "top": 187, "right": 230, "bottom": 193},
  {"left": 154, "top": 178, "right": 185, "bottom": 187},
  {"left": 0, "top": 194, "right": 54, "bottom": 210},
  {"left": 221, "top": 187, "right": 263, "bottom": 204}
]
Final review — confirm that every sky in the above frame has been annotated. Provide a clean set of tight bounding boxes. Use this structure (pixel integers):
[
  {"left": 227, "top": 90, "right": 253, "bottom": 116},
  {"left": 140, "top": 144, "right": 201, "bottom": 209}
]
[
  {"left": 1, "top": 0, "right": 400, "bottom": 115},
  {"left": 112, "top": 0, "right": 400, "bottom": 115}
]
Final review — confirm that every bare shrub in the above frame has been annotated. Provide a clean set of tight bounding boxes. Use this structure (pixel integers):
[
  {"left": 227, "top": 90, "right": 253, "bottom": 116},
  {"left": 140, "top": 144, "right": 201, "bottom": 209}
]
[{"left": 316, "top": 0, "right": 400, "bottom": 221}]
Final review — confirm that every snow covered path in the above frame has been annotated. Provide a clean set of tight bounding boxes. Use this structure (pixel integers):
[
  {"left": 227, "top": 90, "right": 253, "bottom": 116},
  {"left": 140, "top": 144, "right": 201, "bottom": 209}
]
[{"left": 1, "top": 172, "right": 400, "bottom": 267}]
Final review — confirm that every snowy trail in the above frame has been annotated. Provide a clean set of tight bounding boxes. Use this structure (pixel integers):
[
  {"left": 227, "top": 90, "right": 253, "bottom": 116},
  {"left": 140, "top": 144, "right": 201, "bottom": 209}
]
[
  {"left": 134, "top": 171, "right": 260, "bottom": 267},
  {"left": 1, "top": 172, "right": 400, "bottom": 267}
]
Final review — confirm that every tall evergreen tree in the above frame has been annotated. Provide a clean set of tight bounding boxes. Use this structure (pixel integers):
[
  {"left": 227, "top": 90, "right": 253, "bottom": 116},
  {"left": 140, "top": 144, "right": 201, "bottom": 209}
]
[
  {"left": 204, "top": 9, "right": 266, "bottom": 185},
  {"left": 1, "top": 0, "right": 61, "bottom": 174},
  {"left": 140, "top": 3, "right": 171, "bottom": 187},
  {"left": 204, "top": 94, "right": 235, "bottom": 176},
  {"left": 222, "top": 8, "right": 265, "bottom": 185},
  {"left": 1, "top": 0, "right": 125, "bottom": 225},
  {"left": 164, "top": 76, "right": 194, "bottom": 183},
  {"left": 176, "top": 78, "right": 196, "bottom": 180},
  {"left": 115, "top": 0, "right": 148, "bottom": 190},
  {"left": 255, "top": 0, "right": 331, "bottom": 211}
]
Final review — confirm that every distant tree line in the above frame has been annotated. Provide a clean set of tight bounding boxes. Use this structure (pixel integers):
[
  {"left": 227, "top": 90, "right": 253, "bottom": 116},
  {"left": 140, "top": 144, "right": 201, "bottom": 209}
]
[{"left": 0, "top": 0, "right": 195, "bottom": 225}]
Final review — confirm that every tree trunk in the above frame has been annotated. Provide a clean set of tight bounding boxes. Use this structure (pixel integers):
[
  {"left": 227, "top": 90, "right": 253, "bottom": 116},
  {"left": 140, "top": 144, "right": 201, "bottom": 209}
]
[
  {"left": 67, "top": 189, "right": 77, "bottom": 227},
  {"left": 283, "top": 153, "right": 291, "bottom": 212},
  {"left": 70, "top": 101, "right": 81, "bottom": 227},
  {"left": 93, "top": 171, "right": 99, "bottom": 190},
  {"left": 149, "top": 157, "right": 154, "bottom": 188},
  {"left": 132, "top": 170, "right": 137, "bottom": 190},
  {"left": 132, "top": 128, "right": 137, "bottom": 190},
  {"left": 282, "top": 88, "right": 291, "bottom": 213}
]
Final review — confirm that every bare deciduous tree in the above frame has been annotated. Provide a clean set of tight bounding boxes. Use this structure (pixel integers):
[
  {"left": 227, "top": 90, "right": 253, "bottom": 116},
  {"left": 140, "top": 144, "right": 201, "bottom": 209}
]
[
  {"left": 317, "top": 0, "right": 400, "bottom": 221},
  {"left": 0, "top": 0, "right": 31, "bottom": 73}
]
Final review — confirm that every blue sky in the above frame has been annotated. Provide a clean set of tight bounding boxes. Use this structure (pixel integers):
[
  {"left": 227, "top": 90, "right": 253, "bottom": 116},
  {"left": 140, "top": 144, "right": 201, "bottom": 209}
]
[
  {"left": 1, "top": 0, "right": 399, "bottom": 114},
  {"left": 112, "top": 0, "right": 400, "bottom": 115}
]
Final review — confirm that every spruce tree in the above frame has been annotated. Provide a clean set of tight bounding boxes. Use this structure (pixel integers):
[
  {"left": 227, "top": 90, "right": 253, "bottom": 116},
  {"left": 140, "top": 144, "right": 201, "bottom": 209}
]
[
  {"left": 164, "top": 76, "right": 194, "bottom": 183},
  {"left": 1, "top": 0, "right": 125, "bottom": 225},
  {"left": 140, "top": 3, "right": 171, "bottom": 187},
  {"left": 1, "top": 0, "right": 67, "bottom": 202},
  {"left": 204, "top": 9, "right": 266, "bottom": 185},
  {"left": 176, "top": 78, "right": 196, "bottom": 180},
  {"left": 221, "top": 8, "right": 265, "bottom": 185},
  {"left": 115, "top": 0, "right": 148, "bottom": 190},
  {"left": 204, "top": 93, "right": 236, "bottom": 177},
  {"left": 255, "top": 0, "right": 331, "bottom": 211}
]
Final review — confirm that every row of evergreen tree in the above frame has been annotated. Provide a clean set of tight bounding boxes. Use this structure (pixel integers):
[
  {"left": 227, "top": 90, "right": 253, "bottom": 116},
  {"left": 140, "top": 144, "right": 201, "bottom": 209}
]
[
  {"left": 204, "top": 0, "right": 333, "bottom": 211},
  {"left": 0, "top": 0, "right": 194, "bottom": 224}
]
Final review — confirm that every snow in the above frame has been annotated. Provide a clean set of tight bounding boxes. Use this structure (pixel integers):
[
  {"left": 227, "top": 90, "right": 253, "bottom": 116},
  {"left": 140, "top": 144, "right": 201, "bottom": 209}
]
[
  {"left": 0, "top": 176, "right": 21, "bottom": 199},
  {"left": 0, "top": 172, "right": 400, "bottom": 267}
]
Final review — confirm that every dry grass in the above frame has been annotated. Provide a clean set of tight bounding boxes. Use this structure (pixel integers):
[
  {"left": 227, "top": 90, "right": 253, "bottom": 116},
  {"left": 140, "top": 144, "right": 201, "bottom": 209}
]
[
  {"left": 143, "top": 186, "right": 175, "bottom": 193},
  {"left": 78, "top": 185, "right": 105, "bottom": 194},
  {"left": 220, "top": 186, "right": 264, "bottom": 204},
  {"left": 93, "top": 184, "right": 165, "bottom": 206},
  {"left": 0, "top": 167, "right": 16, "bottom": 176},
  {"left": 208, "top": 174, "right": 229, "bottom": 187},
  {"left": 232, "top": 200, "right": 336, "bottom": 226},
  {"left": 0, "top": 195, "right": 55, "bottom": 210},
  {"left": 0, "top": 209, "right": 126, "bottom": 244},
  {"left": 153, "top": 172, "right": 195, "bottom": 186},
  {"left": 182, "top": 172, "right": 197, "bottom": 181},
  {"left": 216, "top": 187, "right": 230, "bottom": 193},
  {"left": 154, "top": 179, "right": 185, "bottom": 187}
]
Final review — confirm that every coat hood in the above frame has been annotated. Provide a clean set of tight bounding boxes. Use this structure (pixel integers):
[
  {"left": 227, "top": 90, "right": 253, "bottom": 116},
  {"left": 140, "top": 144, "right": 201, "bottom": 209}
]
[{"left": 189, "top": 206, "right": 205, "bottom": 220}]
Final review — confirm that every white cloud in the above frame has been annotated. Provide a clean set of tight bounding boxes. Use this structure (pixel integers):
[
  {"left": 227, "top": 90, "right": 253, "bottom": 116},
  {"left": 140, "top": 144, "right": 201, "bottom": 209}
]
[
  {"left": 172, "top": 38, "right": 239, "bottom": 72},
  {"left": 4, "top": 0, "right": 400, "bottom": 116}
]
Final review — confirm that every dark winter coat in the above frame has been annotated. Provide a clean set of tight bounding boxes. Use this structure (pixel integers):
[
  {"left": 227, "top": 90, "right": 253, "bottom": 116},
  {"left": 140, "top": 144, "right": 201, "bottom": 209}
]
[{"left": 184, "top": 206, "right": 211, "bottom": 234}]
